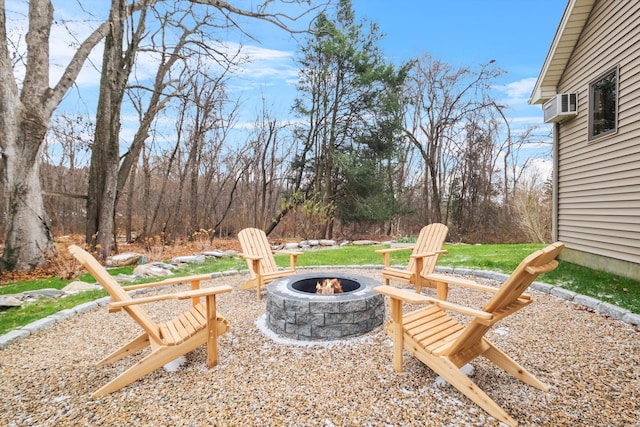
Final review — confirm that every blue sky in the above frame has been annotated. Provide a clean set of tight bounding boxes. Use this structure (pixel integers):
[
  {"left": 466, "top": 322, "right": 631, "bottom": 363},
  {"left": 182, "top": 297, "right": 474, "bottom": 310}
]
[
  {"left": 8, "top": 1, "right": 568, "bottom": 168},
  {"left": 349, "top": 0, "right": 567, "bottom": 128},
  {"left": 351, "top": 0, "right": 564, "bottom": 72},
  {"left": 204, "top": 0, "right": 568, "bottom": 145}
]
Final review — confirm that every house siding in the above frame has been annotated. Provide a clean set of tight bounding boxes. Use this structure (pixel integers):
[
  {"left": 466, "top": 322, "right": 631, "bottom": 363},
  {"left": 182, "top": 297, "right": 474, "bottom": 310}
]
[{"left": 554, "top": 0, "right": 640, "bottom": 273}]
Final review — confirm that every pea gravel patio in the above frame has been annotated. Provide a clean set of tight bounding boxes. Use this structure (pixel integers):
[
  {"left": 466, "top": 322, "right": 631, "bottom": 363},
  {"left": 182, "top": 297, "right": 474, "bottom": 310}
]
[{"left": 0, "top": 267, "right": 638, "bottom": 426}]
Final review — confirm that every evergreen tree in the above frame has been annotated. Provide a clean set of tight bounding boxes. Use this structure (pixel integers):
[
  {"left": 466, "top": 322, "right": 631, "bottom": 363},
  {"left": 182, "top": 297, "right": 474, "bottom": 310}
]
[{"left": 289, "top": 0, "right": 411, "bottom": 236}]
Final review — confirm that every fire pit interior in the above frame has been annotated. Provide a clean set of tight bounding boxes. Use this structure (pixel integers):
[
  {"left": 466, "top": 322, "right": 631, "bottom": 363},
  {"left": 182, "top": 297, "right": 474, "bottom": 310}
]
[{"left": 265, "top": 273, "right": 384, "bottom": 341}]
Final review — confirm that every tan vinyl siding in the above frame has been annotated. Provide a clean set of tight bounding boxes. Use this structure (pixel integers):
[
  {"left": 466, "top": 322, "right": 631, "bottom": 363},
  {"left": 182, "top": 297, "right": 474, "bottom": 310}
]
[{"left": 554, "top": 0, "right": 640, "bottom": 267}]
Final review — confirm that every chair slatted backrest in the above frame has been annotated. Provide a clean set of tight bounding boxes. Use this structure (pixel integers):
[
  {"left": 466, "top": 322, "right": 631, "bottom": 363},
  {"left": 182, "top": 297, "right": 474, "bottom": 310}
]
[
  {"left": 483, "top": 242, "right": 564, "bottom": 313},
  {"left": 69, "top": 245, "right": 163, "bottom": 344},
  {"left": 238, "top": 228, "right": 278, "bottom": 277},
  {"left": 407, "top": 223, "right": 449, "bottom": 276},
  {"left": 443, "top": 242, "right": 564, "bottom": 357}
]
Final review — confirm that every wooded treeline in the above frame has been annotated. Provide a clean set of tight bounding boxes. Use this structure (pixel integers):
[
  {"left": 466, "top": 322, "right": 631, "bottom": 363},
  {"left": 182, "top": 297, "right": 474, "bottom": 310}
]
[{"left": 0, "top": 0, "right": 551, "bottom": 271}]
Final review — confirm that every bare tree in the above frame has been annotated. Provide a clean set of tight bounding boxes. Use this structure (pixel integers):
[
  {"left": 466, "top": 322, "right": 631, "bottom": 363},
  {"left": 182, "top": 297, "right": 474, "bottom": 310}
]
[
  {"left": 514, "top": 172, "right": 552, "bottom": 243},
  {"left": 86, "top": 0, "right": 149, "bottom": 257},
  {"left": 0, "top": 1, "right": 109, "bottom": 271},
  {"left": 448, "top": 117, "right": 502, "bottom": 239},
  {"left": 1, "top": 0, "right": 327, "bottom": 269},
  {"left": 87, "top": 0, "right": 326, "bottom": 259},
  {"left": 403, "top": 54, "right": 502, "bottom": 224},
  {"left": 243, "top": 97, "right": 291, "bottom": 229},
  {"left": 42, "top": 114, "right": 93, "bottom": 235}
]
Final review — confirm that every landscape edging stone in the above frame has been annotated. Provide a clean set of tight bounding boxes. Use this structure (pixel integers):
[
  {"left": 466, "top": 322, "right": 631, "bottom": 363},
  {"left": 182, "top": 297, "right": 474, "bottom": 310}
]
[{"left": 1, "top": 265, "right": 637, "bottom": 350}]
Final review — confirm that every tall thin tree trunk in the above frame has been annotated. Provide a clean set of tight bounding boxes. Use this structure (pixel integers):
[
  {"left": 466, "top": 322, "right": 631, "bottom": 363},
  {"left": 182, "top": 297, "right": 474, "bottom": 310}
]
[
  {"left": 86, "top": 0, "right": 147, "bottom": 259},
  {"left": 125, "top": 160, "right": 137, "bottom": 242},
  {"left": 86, "top": 0, "right": 126, "bottom": 258}
]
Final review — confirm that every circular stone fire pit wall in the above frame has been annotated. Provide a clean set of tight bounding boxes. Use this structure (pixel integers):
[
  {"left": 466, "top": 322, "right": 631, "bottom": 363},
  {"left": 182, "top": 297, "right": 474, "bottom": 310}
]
[{"left": 266, "top": 273, "right": 384, "bottom": 341}]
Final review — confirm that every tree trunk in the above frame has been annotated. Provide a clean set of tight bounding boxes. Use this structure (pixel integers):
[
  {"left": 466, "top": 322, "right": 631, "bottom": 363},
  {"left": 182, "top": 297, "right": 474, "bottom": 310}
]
[
  {"left": 1, "top": 1, "right": 53, "bottom": 270},
  {"left": 86, "top": 0, "right": 144, "bottom": 259},
  {"left": 0, "top": 0, "right": 108, "bottom": 270},
  {"left": 85, "top": 40, "right": 123, "bottom": 257},
  {"left": 125, "top": 160, "right": 137, "bottom": 242},
  {"left": 1, "top": 115, "right": 55, "bottom": 270}
]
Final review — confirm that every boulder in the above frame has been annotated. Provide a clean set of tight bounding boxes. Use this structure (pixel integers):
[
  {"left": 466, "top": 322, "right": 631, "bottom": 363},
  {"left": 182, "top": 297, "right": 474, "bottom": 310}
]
[
  {"left": 201, "top": 250, "right": 238, "bottom": 258},
  {"left": 113, "top": 274, "right": 139, "bottom": 282},
  {"left": 202, "top": 250, "right": 226, "bottom": 258},
  {"left": 22, "top": 289, "right": 66, "bottom": 300},
  {"left": 319, "top": 239, "right": 337, "bottom": 246},
  {"left": 284, "top": 242, "right": 300, "bottom": 250},
  {"left": 171, "top": 255, "right": 205, "bottom": 265},
  {"left": 0, "top": 295, "right": 22, "bottom": 308},
  {"left": 133, "top": 263, "right": 174, "bottom": 277},
  {"left": 62, "top": 281, "right": 102, "bottom": 293},
  {"left": 351, "top": 240, "right": 378, "bottom": 246},
  {"left": 106, "top": 252, "right": 144, "bottom": 267}
]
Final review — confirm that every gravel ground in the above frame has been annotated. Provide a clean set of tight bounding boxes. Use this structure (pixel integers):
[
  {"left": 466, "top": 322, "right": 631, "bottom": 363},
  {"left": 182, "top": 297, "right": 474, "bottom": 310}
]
[{"left": 1, "top": 268, "right": 638, "bottom": 427}]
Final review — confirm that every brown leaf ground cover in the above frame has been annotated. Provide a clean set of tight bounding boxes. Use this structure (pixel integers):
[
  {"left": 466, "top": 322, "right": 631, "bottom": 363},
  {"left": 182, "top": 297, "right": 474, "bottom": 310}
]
[{"left": 0, "top": 233, "right": 389, "bottom": 285}]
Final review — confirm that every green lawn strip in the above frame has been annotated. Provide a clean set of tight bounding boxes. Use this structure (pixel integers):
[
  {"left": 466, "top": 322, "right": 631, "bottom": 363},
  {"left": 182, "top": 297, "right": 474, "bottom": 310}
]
[
  {"left": 1, "top": 244, "right": 639, "bottom": 335},
  {"left": 0, "top": 257, "right": 246, "bottom": 335},
  {"left": 0, "top": 290, "right": 106, "bottom": 334}
]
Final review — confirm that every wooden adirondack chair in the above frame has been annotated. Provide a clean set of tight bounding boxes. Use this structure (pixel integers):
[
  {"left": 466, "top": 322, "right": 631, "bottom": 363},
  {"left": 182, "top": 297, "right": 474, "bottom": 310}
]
[
  {"left": 69, "top": 245, "right": 232, "bottom": 397},
  {"left": 376, "top": 223, "right": 449, "bottom": 298},
  {"left": 375, "top": 242, "right": 564, "bottom": 427},
  {"left": 238, "top": 227, "right": 302, "bottom": 299}
]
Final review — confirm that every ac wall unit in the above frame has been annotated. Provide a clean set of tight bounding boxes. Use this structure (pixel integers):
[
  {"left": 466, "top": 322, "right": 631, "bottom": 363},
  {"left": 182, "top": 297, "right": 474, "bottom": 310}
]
[{"left": 543, "top": 93, "right": 578, "bottom": 123}]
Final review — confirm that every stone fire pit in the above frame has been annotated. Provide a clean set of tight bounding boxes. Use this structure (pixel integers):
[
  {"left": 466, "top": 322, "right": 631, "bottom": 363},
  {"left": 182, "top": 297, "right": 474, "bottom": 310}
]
[{"left": 265, "top": 273, "right": 384, "bottom": 341}]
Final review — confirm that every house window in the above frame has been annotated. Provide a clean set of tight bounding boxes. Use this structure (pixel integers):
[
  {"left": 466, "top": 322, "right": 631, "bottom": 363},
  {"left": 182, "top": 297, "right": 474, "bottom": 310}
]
[{"left": 589, "top": 67, "right": 618, "bottom": 140}]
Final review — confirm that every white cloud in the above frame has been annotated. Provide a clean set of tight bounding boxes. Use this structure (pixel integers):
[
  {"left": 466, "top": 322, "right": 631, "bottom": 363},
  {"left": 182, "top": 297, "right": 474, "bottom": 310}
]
[
  {"left": 498, "top": 77, "right": 537, "bottom": 99},
  {"left": 493, "top": 77, "right": 541, "bottom": 113},
  {"left": 231, "top": 43, "right": 298, "bottom": 82},
  {"left": 522, "top": 157, "right": 553, "bottom": 183},
  {"left": 49, "top": 22, "right": 105, "bottom": 88}
]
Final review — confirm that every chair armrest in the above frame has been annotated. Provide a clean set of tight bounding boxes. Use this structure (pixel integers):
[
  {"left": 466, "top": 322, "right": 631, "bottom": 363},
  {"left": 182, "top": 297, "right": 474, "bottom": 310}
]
[
  {"left": 121, "top": 273, "right": 214, "bottom": 291},
  {"left": 375, "top": 246, "right": 415, "bottom": 254},
  {"left": 273, "top": 250, "right": 303, "bottom": 256},
  {"left": 109, "top": 285, "right": 233, "bottom": 309},
  {"left": 376, "top": 246, "right": 414, "bottom": 268},
  {"left": 425, "top": 273, "right": 531, "bottom": 301},
  {"left": 175, "top": 285, "right": 233, "bottom": 300},
  {"left": 375, "top": 285, "right": 429, "bottom": 303},
  {"left": 374, "top": 285, "right": 493, "bottom": 320},
  {"left": 410, "top": 249, "right": 448, "bottom": 259},
  {"left": 274, "top": 250, "right": 302, "bottom": 269},
  {"left": 238, "top": 253, "right": 263, "bottom": 261}
]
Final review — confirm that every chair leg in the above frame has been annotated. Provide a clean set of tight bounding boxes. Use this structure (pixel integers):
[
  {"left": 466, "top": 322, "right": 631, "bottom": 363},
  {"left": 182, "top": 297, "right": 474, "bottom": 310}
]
[
  {"left": 92, "top": 347, "right": 181, "bottom": 397},
  {"left": 92, "top": 331, "right": 207, "bottom": 398},
  {"left": 206, "top": 294, "right": 219, "bottom": 368},
  {"left": 482, "top": 339, "right": 550, "bottom": 391},
  {"left": 416, "top": 352, "right": 518, "bottom": 427},
  {"left": 96, "top": 333, "right": 150, "bottom": 367},
  {"left": 389, "top": 299, "right": 404, "bottom": 372},
  {"left": 239, "top": 277, "right": 258, "bottom": 290},
  {"left": 436, "top": 281, "right": 449, "bottom": 300}
]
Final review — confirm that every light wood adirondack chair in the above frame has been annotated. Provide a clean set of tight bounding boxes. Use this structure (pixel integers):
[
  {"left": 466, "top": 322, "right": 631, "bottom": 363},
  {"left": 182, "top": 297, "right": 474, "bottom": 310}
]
[
  {"left": 238, "top": 227, "right": 302, "bottom": 300},
  {"left": 375, "top": 242, "right": 564, "bottom": 427},
  {"left": 69, "top": 245, "right": 232, "bottom": 397},
  {"left": 376, "top": 223, "right": 449, "bottom": 298}
]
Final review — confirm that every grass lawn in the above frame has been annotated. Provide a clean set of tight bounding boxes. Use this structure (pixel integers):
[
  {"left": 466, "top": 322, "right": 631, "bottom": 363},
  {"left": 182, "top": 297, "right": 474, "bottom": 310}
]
[{"left": 1, "top": 243, "right": 638, "bottom": 335}]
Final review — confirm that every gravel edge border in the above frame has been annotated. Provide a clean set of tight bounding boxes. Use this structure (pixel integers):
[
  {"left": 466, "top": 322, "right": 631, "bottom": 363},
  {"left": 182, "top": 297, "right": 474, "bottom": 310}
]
[{"left": 1, "top": 265, "right": 638, "bottom": 350}]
